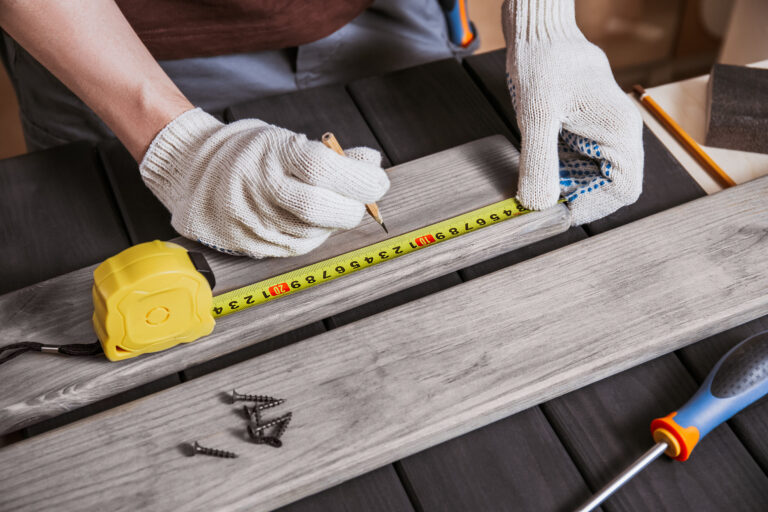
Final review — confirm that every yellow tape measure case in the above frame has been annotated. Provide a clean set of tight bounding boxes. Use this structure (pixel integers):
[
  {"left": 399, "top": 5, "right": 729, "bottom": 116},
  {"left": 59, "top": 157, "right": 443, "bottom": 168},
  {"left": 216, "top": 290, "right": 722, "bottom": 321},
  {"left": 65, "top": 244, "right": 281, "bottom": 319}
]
[{"left": 92, "top": 241, "right": 215, "bottom": 361}]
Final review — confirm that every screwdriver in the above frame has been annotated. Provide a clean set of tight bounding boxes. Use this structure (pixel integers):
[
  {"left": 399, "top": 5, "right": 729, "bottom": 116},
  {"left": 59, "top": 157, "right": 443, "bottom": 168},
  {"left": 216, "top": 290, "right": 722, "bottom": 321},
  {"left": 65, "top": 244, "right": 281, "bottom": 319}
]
[{"left": 576, "top": 329, "right": 768, "bottom": 512}]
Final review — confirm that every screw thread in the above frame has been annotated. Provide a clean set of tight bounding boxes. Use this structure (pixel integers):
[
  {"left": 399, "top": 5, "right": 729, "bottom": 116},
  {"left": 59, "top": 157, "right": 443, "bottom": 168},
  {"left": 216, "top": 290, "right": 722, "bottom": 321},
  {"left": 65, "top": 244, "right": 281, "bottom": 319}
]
[
  {"left": 257, "top": 398, "right": 285, "bottom": 411},
  {"left": 247, "top": 429, "right": 283, "bottom": 448},
  {"left": 273, "top": 414, "right": 293, "bottom": 439},
  {"left": 250, "top": 412, "right": 292, "bottom": 434},
  {"left": 232, "top": 389, "right": 280, "bottom": 403},
  {"left": 193, "top": 441, "right": 238, "bottom": 458}
]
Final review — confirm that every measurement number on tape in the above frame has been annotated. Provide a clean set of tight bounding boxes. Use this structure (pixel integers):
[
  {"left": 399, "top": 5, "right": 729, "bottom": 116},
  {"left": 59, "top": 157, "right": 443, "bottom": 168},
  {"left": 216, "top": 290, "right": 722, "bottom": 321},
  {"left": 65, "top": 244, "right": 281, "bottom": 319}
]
[{"left": 212, "top": 198, "right": 538, "bottom": 317}]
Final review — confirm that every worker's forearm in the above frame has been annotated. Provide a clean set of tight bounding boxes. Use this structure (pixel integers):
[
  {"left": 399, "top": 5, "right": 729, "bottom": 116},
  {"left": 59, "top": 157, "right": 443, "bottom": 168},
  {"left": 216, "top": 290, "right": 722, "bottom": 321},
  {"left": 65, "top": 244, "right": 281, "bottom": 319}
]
[{"left": 0, "top": 0, "right": 193, "bottom": 160}]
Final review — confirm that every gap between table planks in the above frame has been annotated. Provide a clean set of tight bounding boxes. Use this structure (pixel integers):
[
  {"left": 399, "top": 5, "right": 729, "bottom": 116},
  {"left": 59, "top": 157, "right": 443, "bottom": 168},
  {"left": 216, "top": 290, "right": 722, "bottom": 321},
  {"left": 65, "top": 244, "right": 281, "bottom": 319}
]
[
  {"left": 0, "top": 136, "right": 570, "bottom": 434},
  {"left": 1, "top": 176, "right": 766, "bottom": 512}
]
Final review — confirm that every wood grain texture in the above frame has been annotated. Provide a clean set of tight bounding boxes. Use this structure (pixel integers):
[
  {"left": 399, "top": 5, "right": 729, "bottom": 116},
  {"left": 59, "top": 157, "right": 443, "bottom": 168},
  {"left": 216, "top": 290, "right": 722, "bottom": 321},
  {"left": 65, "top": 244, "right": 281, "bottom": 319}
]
[
  {"left": 676, "top": 315, "right": 768, "bottom": 474},
  {"left": 459, "top": 226, "right": 587, "bottom": 281},
  {"left": 325, "top": 272, "right": 462, "bottom": 329},
  {"left": 0, "top": 136, "right": 570, "bottom": 434},
  {"left": 98, "top": 138, "right": 176, "bottom": 243},
  {"left": 181, "top": 322, "right": 326, "bottom": 381},
  {"left": 1, "top": 177, "right": 766, "bottom": 511},
  {"left": 397, "top": 407, "right": 597, "bottom": 512},
  {"left": 542, "top": 354, "right": 768, "bottom": 511},
  {"left": 225, "top": 84, "right": 392, "bottom": 167},
  {"left": 276, "top": 466, "right": 413, "bottom": 512},
  {"left": 0, "top": 142, "right": 130, "bottom": 294},
  {"left": 462, "top": 49, "right": 706, "bottom": 235},
  {"left": 348, "top": 58, "right": 516, "bottom": 164},
  {"left": 24, "top": 373, "right": 181, "bottom": 437}
]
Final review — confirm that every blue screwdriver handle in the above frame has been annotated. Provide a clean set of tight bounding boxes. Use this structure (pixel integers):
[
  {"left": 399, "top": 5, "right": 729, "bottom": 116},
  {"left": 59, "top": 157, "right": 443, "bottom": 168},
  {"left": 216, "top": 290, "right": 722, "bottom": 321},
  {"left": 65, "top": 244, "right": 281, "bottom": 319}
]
[
  {"left": 439, "top": 0, "right": 476, "bottom": 48},
  {"left": 651, "top": 330, "right": 768, "bottom": 460}
]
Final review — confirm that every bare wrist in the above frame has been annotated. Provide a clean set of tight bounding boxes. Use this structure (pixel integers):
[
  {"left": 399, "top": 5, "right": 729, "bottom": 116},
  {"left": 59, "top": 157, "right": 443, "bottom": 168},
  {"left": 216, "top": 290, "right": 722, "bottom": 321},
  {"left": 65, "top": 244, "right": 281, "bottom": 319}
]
[{"left": 107, "top": 84, "right": 194, "bottom": 162}]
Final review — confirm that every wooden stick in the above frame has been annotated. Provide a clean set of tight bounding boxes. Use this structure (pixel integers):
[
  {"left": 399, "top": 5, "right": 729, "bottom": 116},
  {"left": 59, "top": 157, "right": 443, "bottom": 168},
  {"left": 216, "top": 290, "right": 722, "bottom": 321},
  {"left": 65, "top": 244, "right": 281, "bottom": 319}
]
[
  {"left": 321, "top": 132, "right": 388, "bottom": 233},
  {"left": 633, "top": 84, "right": 736, "bottom": 188}
]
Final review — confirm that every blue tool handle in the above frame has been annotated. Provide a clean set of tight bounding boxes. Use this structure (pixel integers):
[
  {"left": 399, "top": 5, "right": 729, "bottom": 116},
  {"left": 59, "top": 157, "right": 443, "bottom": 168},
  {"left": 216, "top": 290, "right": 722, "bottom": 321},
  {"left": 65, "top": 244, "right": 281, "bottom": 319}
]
[
  {"left": 439, "top": 0, "right": 475, "bottom": 47},
  {"left": 677, "top": 329, "right": 768, "bottom": 436},
  {"left": 663, "top": 330, "right": 768, "bottom": 455}
]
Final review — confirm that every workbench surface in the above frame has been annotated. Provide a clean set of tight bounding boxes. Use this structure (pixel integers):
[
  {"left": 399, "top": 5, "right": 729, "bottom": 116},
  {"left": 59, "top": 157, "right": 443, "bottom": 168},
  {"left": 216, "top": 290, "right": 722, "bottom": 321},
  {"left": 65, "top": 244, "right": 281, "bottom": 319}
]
[{"left": 1, "top": 50, "right": 767, "bottom": 512}]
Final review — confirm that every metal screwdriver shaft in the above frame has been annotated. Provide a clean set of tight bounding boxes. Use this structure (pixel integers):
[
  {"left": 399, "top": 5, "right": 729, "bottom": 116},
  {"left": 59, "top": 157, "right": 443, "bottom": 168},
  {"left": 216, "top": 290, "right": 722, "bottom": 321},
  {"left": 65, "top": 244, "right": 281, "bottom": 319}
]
[
  {"left": 575, "top": 330, "right": 768, "bottom": 511},
  {"left": 322, "top": 132, "right": 389, "bottom": 233},
  {"left": 575, "top": 442, "right": 668, "bottom": 512}
]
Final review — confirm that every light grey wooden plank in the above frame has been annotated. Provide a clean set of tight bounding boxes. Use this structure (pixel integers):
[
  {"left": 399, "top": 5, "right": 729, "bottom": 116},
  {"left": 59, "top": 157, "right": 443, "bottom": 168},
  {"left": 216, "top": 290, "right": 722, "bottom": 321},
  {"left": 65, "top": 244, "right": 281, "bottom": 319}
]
[
  {"left": 0, "top": 136, "right": 571, "bottom": 434},
  {"left": 0, "top": 177, "right": 766, "bottom": 512}
]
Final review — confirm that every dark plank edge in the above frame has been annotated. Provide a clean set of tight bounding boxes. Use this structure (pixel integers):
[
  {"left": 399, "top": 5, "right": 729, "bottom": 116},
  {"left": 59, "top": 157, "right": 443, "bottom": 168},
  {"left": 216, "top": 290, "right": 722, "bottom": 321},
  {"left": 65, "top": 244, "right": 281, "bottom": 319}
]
[
  {"left": 23, "top": 373, "right": 181, "bottom": 437},
  {"left": 0, "top": 142, "right": 131, "bottom": 294}
]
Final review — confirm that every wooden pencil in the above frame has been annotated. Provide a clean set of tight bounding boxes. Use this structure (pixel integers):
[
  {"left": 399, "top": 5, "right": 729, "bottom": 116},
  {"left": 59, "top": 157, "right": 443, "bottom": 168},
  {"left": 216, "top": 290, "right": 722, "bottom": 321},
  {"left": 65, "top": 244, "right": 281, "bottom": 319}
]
[
  {"left": 321, "top": 132, "right": 388, "bottom": 233},
  {"left": 633, "top": 84, "right": 736, "bottom": 188}
]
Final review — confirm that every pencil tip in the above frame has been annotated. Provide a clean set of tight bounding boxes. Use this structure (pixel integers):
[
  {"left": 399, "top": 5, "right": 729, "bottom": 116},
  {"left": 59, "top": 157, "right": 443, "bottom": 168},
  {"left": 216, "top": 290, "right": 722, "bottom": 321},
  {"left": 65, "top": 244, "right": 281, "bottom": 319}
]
[{"left": 381, "top": 223, "right": 389, "bottom": 234}]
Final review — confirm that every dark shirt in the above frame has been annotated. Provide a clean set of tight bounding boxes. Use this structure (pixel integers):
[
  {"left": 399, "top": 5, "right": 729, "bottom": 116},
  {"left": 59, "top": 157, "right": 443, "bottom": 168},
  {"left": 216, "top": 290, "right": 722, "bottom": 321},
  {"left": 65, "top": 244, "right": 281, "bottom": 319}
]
[{"left": 115, "top": 0, "right": 373, "bottom": 59}]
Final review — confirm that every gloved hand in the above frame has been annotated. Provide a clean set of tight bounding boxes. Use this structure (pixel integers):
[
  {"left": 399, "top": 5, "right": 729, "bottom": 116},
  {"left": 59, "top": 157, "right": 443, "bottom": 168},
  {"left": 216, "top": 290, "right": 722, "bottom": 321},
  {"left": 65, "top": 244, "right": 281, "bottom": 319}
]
[
  {"left": 140, "top": 108, "right": 390, "bottom": 258},
  {"left": 502, "top": 0, "right": 644, "bottom": 225}
]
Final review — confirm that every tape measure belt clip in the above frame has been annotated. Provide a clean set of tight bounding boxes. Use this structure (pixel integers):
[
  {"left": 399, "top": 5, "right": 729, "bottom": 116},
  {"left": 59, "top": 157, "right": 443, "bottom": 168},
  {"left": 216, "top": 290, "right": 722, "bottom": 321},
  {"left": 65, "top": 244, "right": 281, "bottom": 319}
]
[{"left": 188, "top": 250, "right": 216, "bottom": 289}]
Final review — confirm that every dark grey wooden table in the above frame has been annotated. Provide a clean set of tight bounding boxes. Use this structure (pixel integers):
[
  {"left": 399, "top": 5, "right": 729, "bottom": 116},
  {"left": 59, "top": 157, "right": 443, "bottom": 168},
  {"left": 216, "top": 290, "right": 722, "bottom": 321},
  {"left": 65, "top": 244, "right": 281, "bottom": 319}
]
[{"left": 1, "top": 50, "right": 767, "bottom": 511}]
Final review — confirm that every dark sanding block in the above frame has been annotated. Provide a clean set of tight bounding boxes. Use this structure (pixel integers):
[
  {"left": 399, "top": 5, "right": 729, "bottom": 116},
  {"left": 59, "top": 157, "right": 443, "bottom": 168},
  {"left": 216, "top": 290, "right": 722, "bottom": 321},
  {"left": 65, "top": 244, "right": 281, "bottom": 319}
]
[{"left": 705, "top": 64, "right": 768, "bottom": 154}]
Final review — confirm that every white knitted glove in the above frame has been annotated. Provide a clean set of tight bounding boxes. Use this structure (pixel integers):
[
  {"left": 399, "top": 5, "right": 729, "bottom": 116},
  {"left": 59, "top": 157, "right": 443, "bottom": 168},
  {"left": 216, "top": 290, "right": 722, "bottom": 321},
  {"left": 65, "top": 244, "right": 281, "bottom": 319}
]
[
  {"left": 502, "top": 0, "right": 644, "bottom": 225},
  {"left": 140, "top": 109, "right": 390, "bottom": 258}
]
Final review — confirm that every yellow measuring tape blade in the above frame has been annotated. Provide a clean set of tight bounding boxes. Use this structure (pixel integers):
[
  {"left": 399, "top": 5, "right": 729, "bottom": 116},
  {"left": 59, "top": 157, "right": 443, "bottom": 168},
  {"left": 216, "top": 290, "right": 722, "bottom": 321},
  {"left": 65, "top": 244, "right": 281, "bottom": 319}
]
[{"left": 212, "top": 197, "right": 543, "bottom": 318}]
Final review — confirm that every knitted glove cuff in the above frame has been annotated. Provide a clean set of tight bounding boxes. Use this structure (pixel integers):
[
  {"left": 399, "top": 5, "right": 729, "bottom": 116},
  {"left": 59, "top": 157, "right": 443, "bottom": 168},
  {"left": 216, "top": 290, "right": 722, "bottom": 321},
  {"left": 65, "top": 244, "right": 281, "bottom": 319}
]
[
  {"left": 139, "top": 108, "right": 223, "bottom": 210},
  {"left": 504, "top": 0, "right": 581, "bottom": 42}
]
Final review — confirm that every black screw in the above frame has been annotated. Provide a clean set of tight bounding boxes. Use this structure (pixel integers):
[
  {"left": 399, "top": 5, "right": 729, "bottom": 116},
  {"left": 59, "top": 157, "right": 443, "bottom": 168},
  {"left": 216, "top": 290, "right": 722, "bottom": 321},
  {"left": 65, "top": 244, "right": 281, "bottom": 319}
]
[
  {"left": 260, "top": 436, "right": 283, "bottom": 448},
  {"left": 248, "top": 404, "right": 264, "bottom": 444},
  {"left": 192, "top": 441, "right": 238, "bottom": 458},
  {"left": 243, "top": 404, "right": 259, "bottom": 422},
  {"left": 273, "top": 413, "right": 292, "bottom": 440},
  {"left": 247, "top": 425, "right": 283, "bottom": 448},
  {"left": 232, "top": 389, "right": 280, "bottom": 403},
  {"left": 245, "top": 398, "right": 285, "bottom": 418},
  {"left": 249, "top": 412, "right": 293, "bottom": 434}
]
